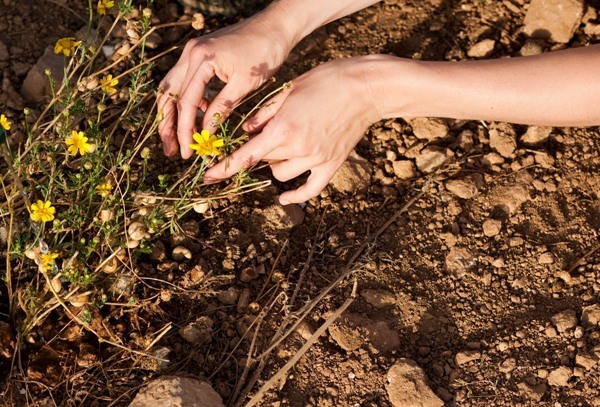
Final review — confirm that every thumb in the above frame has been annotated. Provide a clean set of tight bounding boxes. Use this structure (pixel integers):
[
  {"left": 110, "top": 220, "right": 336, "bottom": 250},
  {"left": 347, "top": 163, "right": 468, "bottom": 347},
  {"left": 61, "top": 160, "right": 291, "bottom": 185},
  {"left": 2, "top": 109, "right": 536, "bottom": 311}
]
[{"left": 202, "top": 76, "right": 254, "bottom": 132}]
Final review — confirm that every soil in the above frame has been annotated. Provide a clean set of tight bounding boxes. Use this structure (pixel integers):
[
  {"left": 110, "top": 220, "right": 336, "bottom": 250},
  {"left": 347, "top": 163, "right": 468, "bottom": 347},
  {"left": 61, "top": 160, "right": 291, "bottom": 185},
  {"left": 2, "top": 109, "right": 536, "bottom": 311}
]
[{"left": 1, "top": 0, "right": 600, "bottom": 406}]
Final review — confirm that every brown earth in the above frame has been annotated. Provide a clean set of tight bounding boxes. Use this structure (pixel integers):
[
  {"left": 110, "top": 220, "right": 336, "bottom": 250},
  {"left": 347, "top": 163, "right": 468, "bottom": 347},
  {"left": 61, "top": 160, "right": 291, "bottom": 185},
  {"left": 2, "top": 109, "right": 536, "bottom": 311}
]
[{"left": 1, "top": 0, "right": 600, "bottom": 406}]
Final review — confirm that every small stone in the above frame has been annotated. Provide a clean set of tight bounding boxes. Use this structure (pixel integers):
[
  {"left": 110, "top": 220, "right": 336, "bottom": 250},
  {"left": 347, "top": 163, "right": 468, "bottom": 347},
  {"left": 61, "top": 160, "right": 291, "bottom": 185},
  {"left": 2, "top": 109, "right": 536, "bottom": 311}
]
[
  {"left": 467, "top": 39, "right": 495, "bottom": 58},
  {"left": 129, "top": 376, "right": 224, "bottom": 407},
  {"left": 179, "top": 317, "right": 213, "bottom": 345},
  {"left": 545, "top": 326, "right": 558, "bottom": 338},
  {"left": 217, "top": 287, "right": 240, "bottom": 305},
  {"left": 482, "top": 219, "right": 502, "bottom": 237},
  {"left": 499, "top": 358, "right": 517, "bottom": 373},
  {"left": 520, "top": 39, "right": 544, "bottom": 56},
  {"left": 330, "top": 150, "right": 372, "bottom": 193},
  {"left": 172, "top": 246, "right": 192, "bottom": 261},
  {"left": 386, "top": 359, "right": 444, "bottom": 407},
  {"left": 534, "top": 152, "right": 555, "bottom": 168},
  {"left": 454, "top": 351, "right": 481, "bottom": 367},
  {"left": 239, "top": 267, "right": 259, "bottom": 283},
  {"left": 581, "top": 303, "right": 600, "bottom": 327},
  {"left": 446, "top": 179, "right": 478, "bottom": 199},
  {"left": 360, "top": 289, "right": 396, "bottom": 308},
  {"left": 489, "top": 123, "right": 517, "bottom": 158},
  {"left": 518, "top": 381, "right": 547, "bottom": 401},
  {"left": 445, "top": 246, "right": 475, "bottom": 277},
  {"left": 237, "top": 288, "right": 251, "bottom": 313},
  {"left": 538, "top": 252, "right": 554, "bottom": 264},
  {"left": 415, "top": 146, "right": 454, "bottom": 173},
  {"left": 328, "top": 312, "right": 400, "bottom": 353},
  {"left": 21, "top": 46, "right": 65, "bottom": 104},
  {"left": 149, "top": 242, "right": 166, "bottom": 262},
  {"left": 551, "top": 310, "right": 578, "bottom": 333},
  {"left": 392, "top": 160, "right": 417, "bottom": 180},
  {"left": 520, "top": 126, "right": 553, "bottom": 145},
  {"left": 257, "top": 203, "right": 305, "bottom": 231},
  {"left": 547, "top": 366, "right": 572, "bottom": 387},
  {"left": 497, "top": 341, "right": 510, "bottom": 352},
  {"left": 409, "top": 117, "right": 449, "bottom": 141},
  {"left": 523, "top": 0, "right": 585, "bottom": 43},
  {"left": 575, "top": 351, "right": 599, "bottom": 370},
  {"left": 295, "top": 320, "right": 316, "bottom": 341}
]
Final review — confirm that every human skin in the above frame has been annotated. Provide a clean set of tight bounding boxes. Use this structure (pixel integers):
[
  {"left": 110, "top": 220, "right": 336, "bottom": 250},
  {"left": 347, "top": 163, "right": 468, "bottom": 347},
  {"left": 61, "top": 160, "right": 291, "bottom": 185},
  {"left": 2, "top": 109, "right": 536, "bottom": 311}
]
[{"left": 157, "top": 0, "right": 600, "bottom": 204}]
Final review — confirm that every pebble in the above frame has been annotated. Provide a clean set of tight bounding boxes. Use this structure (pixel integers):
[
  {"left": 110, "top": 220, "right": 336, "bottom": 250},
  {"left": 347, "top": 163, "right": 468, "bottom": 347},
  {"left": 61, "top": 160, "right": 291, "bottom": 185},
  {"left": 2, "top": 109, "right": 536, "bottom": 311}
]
[
  {"left": 129, "top": 376, "right": 224, "bottom": 407},
  {"left": 455, "top": 351, "right": 481, "bottom": 367},
  {"left": 385, "top": 359, "right": 444, "bottom": 407},
  {"left": 329, "top": 150, "right": 372, "bottom": 193},
  {"left": 179, "top": 317, "right": 213, "bottom": 345},
  {"left": 328, "top": 312, "right": 400, "bottom": 353},
  {"left": 392, "top": 160, "right": 417, "bottom": 180},
  {"left": 467, "top": 39, "right": 495, "bottom": 58},
  {"left": 520, "top": 39, "right": 544, "bottom": 56},
  {"left": 551, "top": 310, "right": 578, "bottom": 333},
  {"left": 499, "top": 358, "right": 517, "bottom": 373},
  {"left": 237, "top": 288, "right": 251, "bottom": 313},
  {"left": 445, "top": 246, "right": 475, "bottom": 277},
  {"left": 517, "top": 381, "right": 547, "bottom": 401},
  {"left": 445, "top": 179, "right": 478, "bottom": 199},
  {"left": 482, "top": 219, "right": 502, "bottom": 237},
  {"left": 581, "top": 303, "right": 600, "bottom": 327},
  {"left": 489, "top": 123, "right": 517, "bottom": 158},
  {"left": 546, "top": 366, "right": 572, "bottom": 387},
  {"left": 538, "top": 252, "right": 554, "bottom": 264},
  {"left": 257, "top": 203, "right": 305, "bottom": 231},
  {"left": 408, "top": 117, "right": 448, "bottom": 141},
  {"left": 172, "top": 246, "right": 192, "bottom": 261},
  {"left": 217, "top": 287, "right": 240, "bottom": 305},
  {"left": 239, "top": 267, "right": 259, "bottom": 283},
  {"left": 575, "top": 351, "right": 599, "bottom": 370},
  {"left": 523, "top": 0, "right": 585, "bottom": 43},
  {"left": 415, "top": 146, "right": 454, "bottom": 173},
  {"left": 520, "top": 126, "right": 553, "bottom": 145}
]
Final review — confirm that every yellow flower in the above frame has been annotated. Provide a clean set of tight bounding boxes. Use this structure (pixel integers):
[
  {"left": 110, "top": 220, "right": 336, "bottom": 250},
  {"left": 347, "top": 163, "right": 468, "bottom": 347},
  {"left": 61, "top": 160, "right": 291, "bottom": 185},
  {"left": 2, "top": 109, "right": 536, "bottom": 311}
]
[
  {"left": 41, "top": 252, "right": 59, "bottom": 271},
  {"left": 30, "top": 200, "right": 56, "bottom": 223},
  {"left": 0, "top": 114, "right": 11, "bottom": 131},
  {"left": 97, "top": 0, "right": 114, "bottom": 15},
  {"left": 96, "top": 183, "right": 113, "bottom": 197},
  {"left": 100, "top": 74, "right": 118, "bottom": 95},
  {"left": 54, "top": 37, "right": 81, "bottom": 57},
  {"left": 65, "top": 130, "right": 93, "bottom": 156},
  {"left": 189, "top": 129, "right": 224, "bottom": 157}
]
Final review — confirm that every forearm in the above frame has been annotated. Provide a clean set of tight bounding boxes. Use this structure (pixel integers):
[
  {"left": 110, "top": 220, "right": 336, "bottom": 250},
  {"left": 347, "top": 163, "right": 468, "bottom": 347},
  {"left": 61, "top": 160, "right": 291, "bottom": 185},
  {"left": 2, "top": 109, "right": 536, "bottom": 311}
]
[
  {"left": 369, "top": 45, "right": 600, "bottom": 127},
  {"left": 257, "top": 0, "right": 383, "bottom": 48}
]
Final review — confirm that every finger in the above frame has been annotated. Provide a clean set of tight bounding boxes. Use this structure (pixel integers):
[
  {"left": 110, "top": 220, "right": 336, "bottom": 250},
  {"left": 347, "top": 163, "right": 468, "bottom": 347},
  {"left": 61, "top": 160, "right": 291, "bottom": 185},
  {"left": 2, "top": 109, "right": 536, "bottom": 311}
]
[
  {"left": 242, "top": 85, "right": 291, "bottom": 133},
  {"left": 158, "top": 100, "right": 179, "bottom": 156},
  {"left": 278, "top": 166, "right": 334, "bottom": 205},
  {"left": 202, "top": 75, "right": 256, "bottom": 132},
  {"left": 204, "top": 133, "right": 277, "bottom": 180},
  {"left": 177, "top": 63, "right": 215, "bottom": 159},
  {"left": 269, "top": 158, "right": 313, "bottom": 182}
]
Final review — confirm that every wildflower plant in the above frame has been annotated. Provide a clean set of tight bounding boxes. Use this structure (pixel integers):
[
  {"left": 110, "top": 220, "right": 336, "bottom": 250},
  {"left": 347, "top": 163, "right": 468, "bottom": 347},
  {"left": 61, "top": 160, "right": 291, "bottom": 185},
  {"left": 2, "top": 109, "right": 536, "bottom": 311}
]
[{"left": 0, "top": 0, "right": 286, "bottom": 387}]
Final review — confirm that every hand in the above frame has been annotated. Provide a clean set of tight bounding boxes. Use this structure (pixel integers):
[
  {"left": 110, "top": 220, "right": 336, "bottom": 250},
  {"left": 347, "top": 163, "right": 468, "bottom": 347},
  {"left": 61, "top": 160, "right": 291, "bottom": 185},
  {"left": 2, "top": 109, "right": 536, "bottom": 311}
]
[
  {"left": 204, "top": 56, "right": 384, "bottom": 204},
  {"left": 157, "top": 10, "right": 298, "bottom": 158}
]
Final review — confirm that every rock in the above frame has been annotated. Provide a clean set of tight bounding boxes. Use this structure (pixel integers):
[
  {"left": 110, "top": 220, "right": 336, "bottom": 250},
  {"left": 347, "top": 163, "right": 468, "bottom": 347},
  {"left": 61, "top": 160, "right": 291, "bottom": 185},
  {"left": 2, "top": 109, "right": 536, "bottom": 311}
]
[
  {"left": 547, "top": 366, "right": 572, "bottom": 387},
  {"left": 581, "top": 304, "right": 600, "bottom": 327},
  {"left": 446, "top": 179, "right": 478, "bottom": 199},
  {"left": 575, "top": 352, "right": 599, "bottom": 370},
  {"left": 239, "top": 267, "right": 259, "bottom": 283},
  {"left": 415, "top": 146, "right": 453, "bottom": 173},
  {"left": 149, "top": 241, "right": 167, "bottom": 262},
  {"left": 445, "top": 246, "right": 475, "bottom": 277},
  {"left": 172, "top": 246, "right": 192, "bottom": 261},
  {"left": 179, "top": 317, "right": 213, "bottom": 345},
  {"left": 534, "top": 152, "right": 555, "bottom": 168},
  {"left": 257, "top": 203, "right": 304, "bottom": 231},
  {"left": 392, "top": 160, "right": 417, "bottom": 180},
  {"left": 520, "top": 126, "right": 553, "bottom": 145},
  {"left": 487, "top": 180, "right": 531, "bottom": 214},
  {"left": 295, "top": 320, "right": 316, "bottom": 341},
  {"left": 489, "top": 123, "right": 517, "bottom": 158},
  {"left": 482, "top": 219, "right": 502, "bottom": 237},
  {"left": 499, "top": 358, "right": 517, "bottom": 373},
  {"left": 523, "top": 0, "right": 584, "bottom": 43},
  {"left": 467, "top": 39, "right": 495, "bottom": 58},
  {"left": 129, "top": 376, "right": 224, "bottom": 407},
  {"left": 21, "top": 46, "right": 65, "bottom": 104},
  {"left": 385, "top": 359, "right": 444, "bottom": 407},
  {"left": 237, "top": 288, "right": 251, "bottom": 313},
  {"left": 217, "top": 287, "right": 240, "bottom": 305},
  {"left": 538, "top": 252, "right": 554, "bottom": 264},
  {"left": 551, "top": 310, "right": 577, "bottom": 333},
  {"left": 328, "top": 312, "right": 400, "bottom": 353},
  {"left": 520, "top": 39, "right": 544, "bottom": 56},
  {"left": 409, "top": 118, "right": 449, "bottom": 141},
  {"left": 518, "top": 381, "right": 547, "bottom": 401},
  {"left": 0, "top": 41, "right": 8, "bottom": 61},
  {"left": 455, "top": 351, "right": 481, "bottom": 366},
  {"left": 0, "top": 321, "right": 15, "bottom": 359},
  {"left": 330, "top": 150, "right": 372, "bottom": 193},
  {"left": 360, "top": 289, "right": 396, "bottom": 308}
]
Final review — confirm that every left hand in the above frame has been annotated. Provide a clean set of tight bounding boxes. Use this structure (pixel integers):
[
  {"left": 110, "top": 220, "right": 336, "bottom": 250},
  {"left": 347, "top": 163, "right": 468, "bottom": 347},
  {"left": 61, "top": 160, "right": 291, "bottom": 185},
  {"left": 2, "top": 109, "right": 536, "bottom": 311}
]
[{"left": 204, "top": 56, "right": 383, "bottom": 204}]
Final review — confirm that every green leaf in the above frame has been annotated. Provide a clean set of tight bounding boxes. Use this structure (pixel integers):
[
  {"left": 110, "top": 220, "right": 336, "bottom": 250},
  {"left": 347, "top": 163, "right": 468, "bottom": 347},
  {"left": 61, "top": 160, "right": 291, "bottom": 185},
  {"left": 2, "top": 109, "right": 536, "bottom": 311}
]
[{"left": 0, "top": 127, "right": 6, "bottom": 143}]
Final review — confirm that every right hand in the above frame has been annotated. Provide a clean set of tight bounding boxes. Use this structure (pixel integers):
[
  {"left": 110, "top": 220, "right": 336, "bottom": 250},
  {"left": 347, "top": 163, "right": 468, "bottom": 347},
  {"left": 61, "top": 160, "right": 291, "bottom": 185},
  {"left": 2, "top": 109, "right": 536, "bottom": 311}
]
[{"left": 157, "top": 11, "right": 297, "bottom": 158}]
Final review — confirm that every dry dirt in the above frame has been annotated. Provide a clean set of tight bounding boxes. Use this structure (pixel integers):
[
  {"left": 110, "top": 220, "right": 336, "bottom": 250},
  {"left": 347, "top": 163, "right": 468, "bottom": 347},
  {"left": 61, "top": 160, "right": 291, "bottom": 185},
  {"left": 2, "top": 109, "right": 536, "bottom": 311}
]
[{"left": 1, "top": 0, "right": 600, "bottom": 406}]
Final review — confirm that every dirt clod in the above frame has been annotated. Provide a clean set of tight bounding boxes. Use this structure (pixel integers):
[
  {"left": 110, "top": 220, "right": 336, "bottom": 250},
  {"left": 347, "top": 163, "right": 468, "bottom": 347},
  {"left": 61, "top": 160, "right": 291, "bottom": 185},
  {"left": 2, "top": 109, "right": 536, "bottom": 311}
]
[
  {"left": 551, "top": 310, "right": 578, "bottom": 333},
  {"left": 385, "top": 359, "right": 444, "bottom": 407},
  {"left": 129, "top": 376, "right": 224, "bottom": 407}
]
